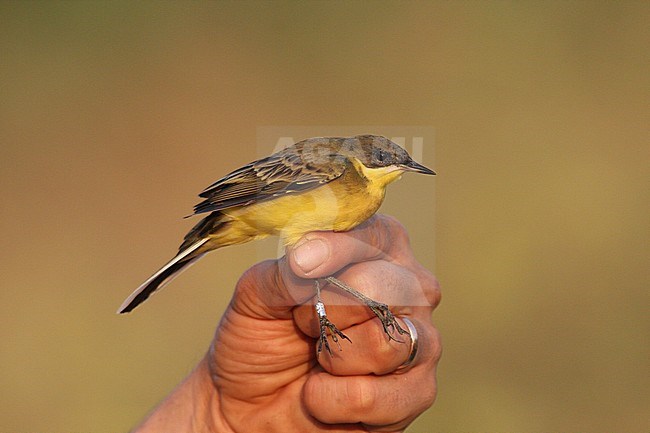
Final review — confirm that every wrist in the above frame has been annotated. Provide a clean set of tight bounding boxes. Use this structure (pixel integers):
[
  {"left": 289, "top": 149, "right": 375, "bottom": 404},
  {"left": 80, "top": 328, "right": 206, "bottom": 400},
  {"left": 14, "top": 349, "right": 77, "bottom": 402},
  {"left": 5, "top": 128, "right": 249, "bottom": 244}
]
[{"left": 134, "top": 357, "right": 232, "bottom": 433}]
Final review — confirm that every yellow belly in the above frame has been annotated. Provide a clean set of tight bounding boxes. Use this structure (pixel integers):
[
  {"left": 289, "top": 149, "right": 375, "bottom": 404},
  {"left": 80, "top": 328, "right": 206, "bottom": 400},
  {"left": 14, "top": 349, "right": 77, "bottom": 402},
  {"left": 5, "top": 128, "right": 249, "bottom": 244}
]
[
  {"left": 213, "top": 161, "right": 404, "bottom": 247},
  {"left": 224, "top": 179, "right": 381, "bottom": 245}
]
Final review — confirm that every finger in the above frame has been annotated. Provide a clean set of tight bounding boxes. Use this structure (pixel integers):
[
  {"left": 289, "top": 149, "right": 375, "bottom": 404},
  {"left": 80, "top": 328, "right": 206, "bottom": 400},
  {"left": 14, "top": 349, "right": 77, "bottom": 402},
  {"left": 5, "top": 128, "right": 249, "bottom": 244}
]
[
  {"left": 316, "top": 316, "right": 438, "bottom": 376},
  {"left": 230, "top": 259, "right": 314, "bottom": 320},
  {"left": 303, "top": 360, "right": 438, "bottom": 427},
  {"left": 291, "top": 260, "right": 416, "bottom": 339},
  {"left": 211, "top": 260, "right": 315, "bottom": 390},
  {"left": 329, "top": 260, "right": 432, "bottom": 308},
  {"left": 292, "top": 259, "right": 432, "bottom": 338},
  {"left": 287, "top": 214, "right": 415, "bottom": 279}
]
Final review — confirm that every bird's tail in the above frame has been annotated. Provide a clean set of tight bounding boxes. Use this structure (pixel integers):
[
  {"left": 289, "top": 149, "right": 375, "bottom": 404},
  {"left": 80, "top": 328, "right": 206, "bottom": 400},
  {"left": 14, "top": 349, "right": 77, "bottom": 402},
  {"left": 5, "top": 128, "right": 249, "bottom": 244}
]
[{"left": 117, "top": 238, "right": 209, "bottom": 314}]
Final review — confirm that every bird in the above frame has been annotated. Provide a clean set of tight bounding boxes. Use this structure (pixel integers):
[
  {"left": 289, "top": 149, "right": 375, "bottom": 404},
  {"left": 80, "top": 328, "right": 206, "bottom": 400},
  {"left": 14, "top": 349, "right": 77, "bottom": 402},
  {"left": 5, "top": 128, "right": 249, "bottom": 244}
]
[{"left": 117, "top": 134, "right": 435, "bottom": 354}]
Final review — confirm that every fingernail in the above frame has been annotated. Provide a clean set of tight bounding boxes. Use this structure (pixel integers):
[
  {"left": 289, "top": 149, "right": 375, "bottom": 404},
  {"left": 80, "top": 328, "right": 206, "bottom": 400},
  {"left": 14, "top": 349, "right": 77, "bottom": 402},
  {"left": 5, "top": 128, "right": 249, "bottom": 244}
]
[{"left": 293, "top": 239, "right": 329, "bottom": 274}]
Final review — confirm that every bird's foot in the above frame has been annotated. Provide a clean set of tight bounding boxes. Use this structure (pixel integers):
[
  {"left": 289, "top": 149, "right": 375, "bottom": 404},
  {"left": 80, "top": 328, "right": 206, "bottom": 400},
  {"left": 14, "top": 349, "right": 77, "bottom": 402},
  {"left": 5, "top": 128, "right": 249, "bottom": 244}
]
[
  {"left": 323, "top": 276, "right": 408, "bottom": 342},
  {"left": 316, "top": 304, "right": 351, "bottom": 356},
  {"left": 365, "top": 299, "right": 409, "bottom": 342}
]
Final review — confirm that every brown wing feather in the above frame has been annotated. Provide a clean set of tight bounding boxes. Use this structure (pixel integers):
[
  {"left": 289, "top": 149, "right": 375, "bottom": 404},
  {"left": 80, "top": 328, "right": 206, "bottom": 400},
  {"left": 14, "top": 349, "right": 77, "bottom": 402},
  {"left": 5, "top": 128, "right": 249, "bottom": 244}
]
[{"left": 193, "top": 140, "right": 349, "bottom": 215}]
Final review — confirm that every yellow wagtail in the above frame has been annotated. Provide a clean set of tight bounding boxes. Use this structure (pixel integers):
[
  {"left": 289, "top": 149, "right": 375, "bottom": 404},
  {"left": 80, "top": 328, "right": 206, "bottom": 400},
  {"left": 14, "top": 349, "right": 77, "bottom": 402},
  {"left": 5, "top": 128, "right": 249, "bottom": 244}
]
[{"left": 118, "top": 134, "right": 435, "bottom": 354}]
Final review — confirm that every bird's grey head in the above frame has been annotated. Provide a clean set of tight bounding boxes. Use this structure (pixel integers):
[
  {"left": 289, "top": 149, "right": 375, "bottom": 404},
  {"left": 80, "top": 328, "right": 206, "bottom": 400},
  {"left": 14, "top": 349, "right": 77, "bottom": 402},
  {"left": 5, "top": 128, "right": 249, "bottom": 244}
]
[{"left": 347, "top": 135, "right": 436, "bottom": 175}]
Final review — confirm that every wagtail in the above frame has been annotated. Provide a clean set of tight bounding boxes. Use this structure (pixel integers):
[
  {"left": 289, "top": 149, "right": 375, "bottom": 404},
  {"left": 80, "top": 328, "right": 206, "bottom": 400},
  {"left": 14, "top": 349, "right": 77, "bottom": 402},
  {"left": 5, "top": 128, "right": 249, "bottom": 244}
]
[{"left": 118, "top": 135, "right": 435, "bottom": 354}]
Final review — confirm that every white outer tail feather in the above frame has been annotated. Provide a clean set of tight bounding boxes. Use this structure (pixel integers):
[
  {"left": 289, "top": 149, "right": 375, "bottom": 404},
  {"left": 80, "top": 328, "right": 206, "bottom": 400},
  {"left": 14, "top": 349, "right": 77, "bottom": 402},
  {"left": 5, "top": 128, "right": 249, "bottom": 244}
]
[{"left": 117, "top": 238, "right": 209, "bottom": 313}]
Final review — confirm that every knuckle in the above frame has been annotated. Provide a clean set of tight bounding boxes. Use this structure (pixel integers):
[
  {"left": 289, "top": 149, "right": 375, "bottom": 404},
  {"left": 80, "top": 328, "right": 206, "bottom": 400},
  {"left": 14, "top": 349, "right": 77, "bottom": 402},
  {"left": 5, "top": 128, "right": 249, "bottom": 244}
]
[
  {"left": 234, "top": 259, "right": 293, "bottom": 311},
  {"left": 237, "top": 260, "right": 276, "bottom": 291},
  {"left": 303, "top": 374, "right": 327, "bottom": 413},
  {"left": 346, "top": 379, "right": 375, "bottom": 412},
  {"left": 367, "top": 322, "right": 401, "bottom": 373},
  {"left": 411, "top": 368, "right": 438, "bottom": 414},
  {"left": 429, "top": 327, "right": 443, "bottom": 364},
  {"left": 419, "top": 269, "right": 442, "bottom": 308},
  {"left": 375, "top": 214, "right": 411, "bottom": 250},
  {"left": 420, "top": 376, "right": 437, "bottom": 410},
  {"left": 235, "top": 261, "right": 262, "bottom": 294},
  {"left": 355, "top": 214, "right": 412, "bottom": 261}
]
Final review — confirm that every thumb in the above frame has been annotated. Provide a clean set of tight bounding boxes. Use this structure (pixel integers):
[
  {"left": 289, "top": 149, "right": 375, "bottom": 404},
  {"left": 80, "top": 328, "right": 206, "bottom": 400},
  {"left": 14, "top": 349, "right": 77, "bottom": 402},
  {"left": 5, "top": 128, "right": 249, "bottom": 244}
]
[{"left": 230, "top": 258, "right": 315, "bottom": 320}]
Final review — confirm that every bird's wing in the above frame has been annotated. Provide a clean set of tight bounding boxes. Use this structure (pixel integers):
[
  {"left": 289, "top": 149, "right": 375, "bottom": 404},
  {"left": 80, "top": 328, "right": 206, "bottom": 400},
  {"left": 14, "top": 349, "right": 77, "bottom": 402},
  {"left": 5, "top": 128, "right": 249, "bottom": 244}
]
[{"left": 192, "top": 147, "right": 349, "bottom": 214}]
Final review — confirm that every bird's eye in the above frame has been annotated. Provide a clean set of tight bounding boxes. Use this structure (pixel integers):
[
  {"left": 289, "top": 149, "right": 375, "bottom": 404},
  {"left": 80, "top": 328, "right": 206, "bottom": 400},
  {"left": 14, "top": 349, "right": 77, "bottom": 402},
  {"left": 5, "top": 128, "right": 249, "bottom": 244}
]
[
  {"left": 374, "top": 148, "right": 387, "bottom": 163},
  {"left": 371, "top": 148, "right": 393, "bottom": 166},
  {"left": 372, "top": 148, "right": 383, "bottom": 163}
]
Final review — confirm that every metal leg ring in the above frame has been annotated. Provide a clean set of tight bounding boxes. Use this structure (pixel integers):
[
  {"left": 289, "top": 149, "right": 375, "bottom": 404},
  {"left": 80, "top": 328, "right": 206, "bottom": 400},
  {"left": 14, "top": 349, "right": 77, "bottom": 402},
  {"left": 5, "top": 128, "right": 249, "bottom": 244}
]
[{"left": 396, "top": 317, "right": 419, "bottom": 371}]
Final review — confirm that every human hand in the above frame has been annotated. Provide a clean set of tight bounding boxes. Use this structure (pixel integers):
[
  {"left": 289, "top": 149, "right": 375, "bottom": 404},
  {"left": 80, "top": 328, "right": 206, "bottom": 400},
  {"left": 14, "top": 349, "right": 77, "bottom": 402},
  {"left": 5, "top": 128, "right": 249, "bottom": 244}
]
[{"left": 135, "top": 214, "right": 442, "bottom": 432}]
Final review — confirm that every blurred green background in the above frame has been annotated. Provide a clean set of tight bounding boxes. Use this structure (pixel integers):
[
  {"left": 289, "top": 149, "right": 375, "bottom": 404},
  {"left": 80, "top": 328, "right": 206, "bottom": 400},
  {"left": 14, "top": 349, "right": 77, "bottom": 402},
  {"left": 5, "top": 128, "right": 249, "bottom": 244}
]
[{"left": 1, "top": 1, "right": 648, "bottom": 432}]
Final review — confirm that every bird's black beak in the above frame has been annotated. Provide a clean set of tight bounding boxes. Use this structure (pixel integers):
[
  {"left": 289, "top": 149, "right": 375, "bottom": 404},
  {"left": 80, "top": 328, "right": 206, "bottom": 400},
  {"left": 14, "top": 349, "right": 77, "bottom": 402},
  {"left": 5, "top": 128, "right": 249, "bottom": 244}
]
[{"left": 403, "top": 159, "right": 436, "bottom": 175}]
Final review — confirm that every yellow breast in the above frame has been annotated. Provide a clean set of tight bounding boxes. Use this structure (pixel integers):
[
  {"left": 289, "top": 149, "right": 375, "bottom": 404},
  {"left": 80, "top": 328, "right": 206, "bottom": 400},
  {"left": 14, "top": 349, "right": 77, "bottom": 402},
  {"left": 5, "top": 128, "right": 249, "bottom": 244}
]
[{"left": 223, "top": 160, "right": 404, "bottom": 246}]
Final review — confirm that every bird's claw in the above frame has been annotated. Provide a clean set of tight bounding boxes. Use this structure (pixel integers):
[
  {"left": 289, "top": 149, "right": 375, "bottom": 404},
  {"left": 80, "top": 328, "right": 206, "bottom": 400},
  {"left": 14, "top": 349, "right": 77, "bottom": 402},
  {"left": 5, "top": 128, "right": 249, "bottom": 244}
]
[
  {"left": 367, "top": 300, "right": 409, "bottom": 343},
  {"left": 317, "top": 315, "right": 351, "bottom": 357}
]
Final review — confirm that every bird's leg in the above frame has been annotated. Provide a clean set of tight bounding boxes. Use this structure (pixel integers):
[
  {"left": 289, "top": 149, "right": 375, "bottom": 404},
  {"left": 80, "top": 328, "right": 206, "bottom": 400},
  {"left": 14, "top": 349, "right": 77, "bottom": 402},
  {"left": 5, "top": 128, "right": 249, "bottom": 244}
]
[
  {"left": 314, "top": 279, "right": 351, "bottom": 356},
  {"left": 324, "top": 276, "right": 408, "bottom": 342}
]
